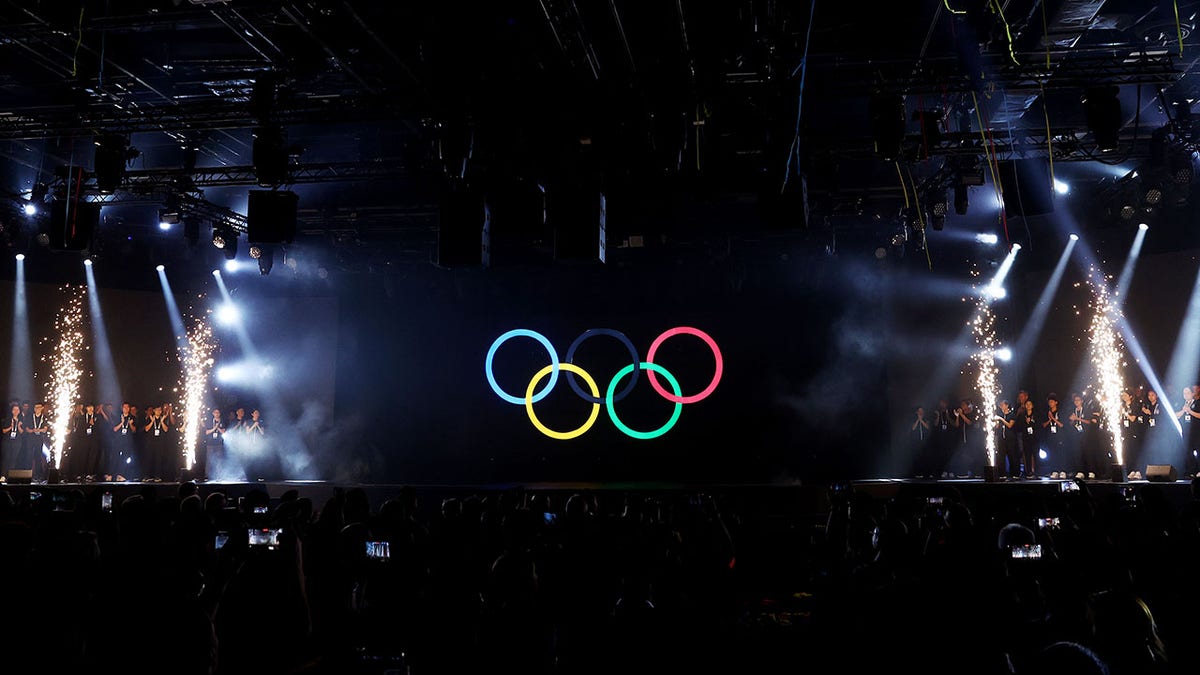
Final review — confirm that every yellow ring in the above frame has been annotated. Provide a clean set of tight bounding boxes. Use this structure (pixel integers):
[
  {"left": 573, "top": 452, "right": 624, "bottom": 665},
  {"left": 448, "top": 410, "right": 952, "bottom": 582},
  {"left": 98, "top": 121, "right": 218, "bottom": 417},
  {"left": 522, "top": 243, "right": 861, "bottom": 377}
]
[{"left": 525, "top": 363, "right": 600, "bottom": 440}]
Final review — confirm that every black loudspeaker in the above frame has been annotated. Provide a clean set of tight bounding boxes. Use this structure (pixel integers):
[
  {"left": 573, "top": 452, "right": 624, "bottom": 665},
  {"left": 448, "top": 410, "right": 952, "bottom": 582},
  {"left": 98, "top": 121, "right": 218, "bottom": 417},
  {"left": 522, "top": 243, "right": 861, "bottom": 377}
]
[
  {"left": 1145, "top": 464, "right": 1178, "bottom": 482},
  {"left": 7, "top": 469, "right": 31, "bottom": 484},
  {"left": 996, "top": 159, "right": 1054, "bottom": 217},
  {"left": 247, "top": 190, "right": 298, "bottom": 243},
  {"left": 547, "top": 186, "right": 604, "bottom": 262},
  {"left": 48, "top": 200, "right": 99, "bottom": 251},
  {"left": 438, "top": 182, "right": 486, "bottom": 267}
]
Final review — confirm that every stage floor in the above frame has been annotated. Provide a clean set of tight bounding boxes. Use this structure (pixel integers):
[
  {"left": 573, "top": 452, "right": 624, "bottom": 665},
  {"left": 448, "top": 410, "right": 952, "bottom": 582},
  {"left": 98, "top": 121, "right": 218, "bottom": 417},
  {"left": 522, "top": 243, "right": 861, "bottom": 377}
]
[{"left": 0, "top": 474, "right": 1194, "bottom": 516}]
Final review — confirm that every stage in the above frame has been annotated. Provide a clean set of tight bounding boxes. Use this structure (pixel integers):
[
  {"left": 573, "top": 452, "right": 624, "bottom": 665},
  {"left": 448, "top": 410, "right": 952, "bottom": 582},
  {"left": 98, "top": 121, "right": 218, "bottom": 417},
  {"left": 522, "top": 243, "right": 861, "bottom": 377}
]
[{"left": 1, "top": 474, "right": 1194, "bottom": 517}]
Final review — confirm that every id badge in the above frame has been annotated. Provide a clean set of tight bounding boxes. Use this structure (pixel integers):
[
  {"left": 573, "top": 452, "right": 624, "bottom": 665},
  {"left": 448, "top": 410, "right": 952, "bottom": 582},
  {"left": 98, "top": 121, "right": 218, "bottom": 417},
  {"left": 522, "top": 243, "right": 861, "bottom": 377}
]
[
  {"left": 1075, "top": 424, "right": 1083, "bottom": 432},
  {"left": 213, "top": 432, "right": 219, "bottom": 438},
  {"left": 1026, "top": 427, "right": 1033, "bottom": 435},
  {"left": 940, "top": 424, "right": 947, "bottom": 431},
  {"left": 154, "top": 429, "right": 161, "bottom": 437},
  {"left": 1050, "top": 425, "right": 1057, "bottom": 434},
  {"left": 8, "top": 431, "right": 14, "bottom": 439},
  {"left": 1138, "top": 416, "right": 1144, "bottom": 423},
  {"left": 1124, "top": 419, "right": 1130, "bottom": 428},
  {"left": 1150, "top": 418, "right": 1156, "bottom": 427},
  {"left": 86, "top": 428, "right": 92, "bottom": 435},
  {"left": 121, "top": 428, "right": 128, "bottom": 435}
]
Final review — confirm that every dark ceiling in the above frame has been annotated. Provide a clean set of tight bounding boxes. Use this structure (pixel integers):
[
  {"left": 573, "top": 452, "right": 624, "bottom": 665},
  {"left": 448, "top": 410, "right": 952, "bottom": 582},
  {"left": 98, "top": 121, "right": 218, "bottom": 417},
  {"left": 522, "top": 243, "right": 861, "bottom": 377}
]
[{"left": 2, "top": 0, "right": 1200, "bottom": 281}]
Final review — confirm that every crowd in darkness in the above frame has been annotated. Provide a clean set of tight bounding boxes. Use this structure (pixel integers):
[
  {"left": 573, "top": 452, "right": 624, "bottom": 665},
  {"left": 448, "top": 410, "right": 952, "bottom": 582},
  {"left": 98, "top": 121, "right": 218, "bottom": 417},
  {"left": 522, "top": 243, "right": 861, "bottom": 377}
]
[{"left": 0, "top": 478, "right": 1197, "bottom": 674}]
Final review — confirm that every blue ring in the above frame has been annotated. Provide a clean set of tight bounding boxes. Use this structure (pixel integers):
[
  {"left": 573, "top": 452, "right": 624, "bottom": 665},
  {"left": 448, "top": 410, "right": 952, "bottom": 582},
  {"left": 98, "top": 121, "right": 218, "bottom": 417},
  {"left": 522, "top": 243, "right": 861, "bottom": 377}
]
[
  {"left": 485, "top": 329, "right": 559, "bottom": 405},
  {"left": 565, "top": 329, "right": 640, "bottom": 404}
]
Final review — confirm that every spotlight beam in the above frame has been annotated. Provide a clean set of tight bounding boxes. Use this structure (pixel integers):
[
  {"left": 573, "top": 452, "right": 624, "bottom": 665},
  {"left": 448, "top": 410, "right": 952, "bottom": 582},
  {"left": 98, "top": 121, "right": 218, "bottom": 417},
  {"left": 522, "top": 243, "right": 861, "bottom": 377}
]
[
  {"left": 1164, "top": 260, "right": 1200, "bottom": 438},
  {"left": 8, "top": 256, "right": 33, "bottom": 400},
  {"left": 1014, "top": 236, "right": 1077, "bottom": 358},
  {"left": 1067, "top": 228, "right": 1178, "bottom": 436},
  {"left": 84, "top": 262, "right": 122, "bottom": 407},
  {"left": 1114, "top": 224, "right": 1148, "bottom": 303}
]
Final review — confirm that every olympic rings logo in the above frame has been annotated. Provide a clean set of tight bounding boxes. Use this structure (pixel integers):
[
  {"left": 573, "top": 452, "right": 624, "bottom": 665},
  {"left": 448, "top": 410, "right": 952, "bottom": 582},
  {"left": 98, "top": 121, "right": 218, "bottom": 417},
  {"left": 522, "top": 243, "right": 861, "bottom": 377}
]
[{"left": 485, "top": 327, "right": 723, "bottom": 440}]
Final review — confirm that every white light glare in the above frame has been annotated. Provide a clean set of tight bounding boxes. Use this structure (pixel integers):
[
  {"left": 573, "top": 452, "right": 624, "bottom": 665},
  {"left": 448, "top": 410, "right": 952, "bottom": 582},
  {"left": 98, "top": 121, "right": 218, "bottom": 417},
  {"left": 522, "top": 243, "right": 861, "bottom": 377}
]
[
  {"left": 976, "top": 233, "right": 1000, "bottom": 245},
  {"left": 155, "top": 264, "right": 165, "bottom": 272},
  {"left": 1069, "top": 234, "right": 1079, "bottom": 241},
  {"left": 225, "top": 260, "right": 241, "bottom": 272},
  {"left": 215, "top": 303, "right": 241, "bottom": 326},
  {"left": 1011, "top": 243, "right": 1022, "bottom": 252},
  {"left": 1138, "top": 223, "right": 1149, "bottom": 231},
  {"left": 23, "top": 203, "right": 37, "bottom": 216},
  {"left": 1053, "top": 179, "right": 1069, "bottom": 195},
  {"left": 212, "top": 269, "right": 220, "bottom": 277},
  {"left": 215, "top": 366, "right": 235, "bottom": 383},
  {"left": 995, "top": 347, "right": 1013, "bottom": 362},
  {"left": 15, "top": 253, "right": 25, "bottom": 261},
  {"left": 984, "top": 285, "right": 1008, "bottom": 300},
  {"left": 1039, "top": 449, "right": 1048, "bottom": 460},
  {"left": 83, "top": 259, "right": 92, "bottom": 267},
  {"left": 159, "top": 221, "right": 172, "bottom": 231}
]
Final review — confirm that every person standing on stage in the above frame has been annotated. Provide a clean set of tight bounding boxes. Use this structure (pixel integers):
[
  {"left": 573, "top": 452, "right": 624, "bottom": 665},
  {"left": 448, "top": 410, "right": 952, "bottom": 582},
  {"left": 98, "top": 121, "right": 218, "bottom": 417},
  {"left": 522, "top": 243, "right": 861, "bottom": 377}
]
[
  {"left": 64, "top": 403, "right": 83, "bottom": 480},
  {"left": 953, "top": 399, "right": 977, "bottom": 476},
  {"left": 163, "top": 403, "right": 179, "bottom": 479},
  {"left": 143, "top": 406, "right": 169, "bottom": 481},
  {"left": 27, "top": 402, "right": 50, "bottom": 482},
  {"left": 1120, "top": 390, "right": 1141, "bottom": 476},
  {"left": 1018, "top": 398, "right": 1038, "bottom": 478},
  {"left": 994, "top": 400, "right": 1019, "bottom": 479},
  {"left": 909, "top": 406, "right": 931, "bottom": 476},
  {"left": 204, "top": 408, "right": 226, "bottom": 480},
  {"left": 76, "top": 404, "right": 101, "bottom": 481},
  {"left": 2, "top": 403, "right": 23, "bottom": 478},
  {"left": 230, "top": 407, "right": 247, "bottom": 437},
  {"left": 112, "top": 402, "right": 136, "bottom": 479},
  {"left": 1178, "top": 387, "right": 1200, "bottom": 471},
  {"left": 1043, "top": 394, "right": 1065, "bottom": 474},
  {"left": 1067, "top": 394, "right": 1093, "bottom": 477}
]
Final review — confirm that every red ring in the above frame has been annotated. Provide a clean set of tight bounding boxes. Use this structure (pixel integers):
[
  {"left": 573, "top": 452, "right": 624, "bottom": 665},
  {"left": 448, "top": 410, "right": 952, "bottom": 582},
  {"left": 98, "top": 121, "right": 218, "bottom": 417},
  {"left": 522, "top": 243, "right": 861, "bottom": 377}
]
[{"left": 645, "top": 327, "right": 723, "bottom": 404}]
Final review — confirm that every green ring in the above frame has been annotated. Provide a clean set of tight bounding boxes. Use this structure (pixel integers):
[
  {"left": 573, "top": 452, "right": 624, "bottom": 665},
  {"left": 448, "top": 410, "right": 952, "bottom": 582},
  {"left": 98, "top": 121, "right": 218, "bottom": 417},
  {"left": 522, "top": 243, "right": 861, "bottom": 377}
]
[{"left": 606, "top": 362, "right": 683, "bottom": 440}]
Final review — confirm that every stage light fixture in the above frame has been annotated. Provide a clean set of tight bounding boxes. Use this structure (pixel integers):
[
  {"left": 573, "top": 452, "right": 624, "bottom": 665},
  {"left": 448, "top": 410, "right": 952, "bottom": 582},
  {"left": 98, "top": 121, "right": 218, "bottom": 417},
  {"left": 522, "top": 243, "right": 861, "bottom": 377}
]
[
  {"left": 984, "top": 285, "right": 1007, "bottom": 300},
  {"left": 976, "top": 233, "right": 1000, "bottom": 245},
  {"left": 155, "top": 264, "right": 165, "bottom": 272},
  {"left": 1139, "top": 222, "right": 1149, "bottom": 231},
  {"left": 249, "top": 245, "right": 263, "bottom": 260},
  {"left": 1145, "top": 186, "right": 1163, "bottom": 205},
  {"left": 1119, "top": 205, "right": 1135, "bottom": 219},
  {"left": 1172, "top": 153, "right": 1194, "bottom": 184},
  {"left": 1070, "top": 233, "right": 1079, "bottom": 241},
  {"left": 93, "top": 135, "right": 139, "bottom": 194},
  {"left": 15, "top": 253, "right": 25, "bottom": 261},
  {"left": 995, "top": 347, "right": 1013, "bottom": 361},
  {"left": 212, "top": 269, "right": 220, "bottom": 277},
  {"left": 1083, "top": 85, "right": 1122, "bottom": 152},
  {"left": 23, "top": 202, "right": 36, "bottom": 216},
  {"left": 224, "top": 258, "right": 240, "bottom": 271},
  {"left": 83, "top": 258, "right": 92, "bottom": 267},
  {"left": 1053, "top": 179, "right": 1070, "bottom": 194}
]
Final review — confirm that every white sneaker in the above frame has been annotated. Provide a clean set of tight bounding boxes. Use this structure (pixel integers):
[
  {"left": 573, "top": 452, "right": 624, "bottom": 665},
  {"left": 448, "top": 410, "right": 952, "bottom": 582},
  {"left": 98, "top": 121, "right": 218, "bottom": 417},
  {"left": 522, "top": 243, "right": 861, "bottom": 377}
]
[{"left": 1088, "top": 472, "right": 1096, "bottom": 480}]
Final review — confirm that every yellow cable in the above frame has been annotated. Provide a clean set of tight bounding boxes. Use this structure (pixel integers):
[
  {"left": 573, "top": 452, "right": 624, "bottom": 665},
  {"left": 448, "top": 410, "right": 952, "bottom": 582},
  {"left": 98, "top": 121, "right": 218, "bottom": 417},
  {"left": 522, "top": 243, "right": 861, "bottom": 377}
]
[
  {"left": 895, "top": 161, "right": 911, "bottom": 208},
  {"left": 943, "top": 0, "right": 966, "bottom": 15},
  {"left": 1175, "top": 0, "right": 1185, "bottom": 58},
  {"left": 71, "top": 7, "right": 84, "bottom": 78},
  {"left": 1040, "top": 82, "right": 1056, "bottom": 186},
  {"left": 903, "top": 164, "right": 933, "bottom": 270},
  {"left": 991, "top": 0, "right": 1020, "bottom": 65}
]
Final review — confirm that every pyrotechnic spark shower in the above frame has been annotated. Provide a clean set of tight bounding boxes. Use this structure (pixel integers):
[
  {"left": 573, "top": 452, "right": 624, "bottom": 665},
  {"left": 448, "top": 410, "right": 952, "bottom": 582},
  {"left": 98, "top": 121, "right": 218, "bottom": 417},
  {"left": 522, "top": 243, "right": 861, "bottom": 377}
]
[
  {"left": 1088, "top": 270, "right": 1126, "bottom": 467},
  {"left": 972, "top": 299, "right": 1001, "bottom": 468},
  {"left": 178, "top": 315, "right": 215, "bottom": 471},
  {"left": 45, "top": 286, "right": 86, "bottom": 470}
]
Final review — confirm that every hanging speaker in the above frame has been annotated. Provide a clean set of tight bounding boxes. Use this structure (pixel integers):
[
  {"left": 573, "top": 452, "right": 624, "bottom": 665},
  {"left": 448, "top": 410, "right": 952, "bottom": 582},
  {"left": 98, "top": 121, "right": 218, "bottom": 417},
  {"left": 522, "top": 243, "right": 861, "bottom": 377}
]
[
  {"left": 246, "top": 190, "right": 298, "bottom": 243},
  {"left": 996, "top": 159, "right": 1054, "bottom": 217},
  {"left": 48, "top": 200, "right": 99, "bottom": 251}
]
